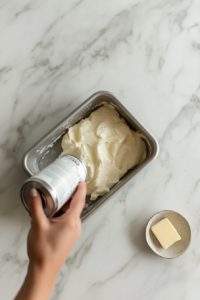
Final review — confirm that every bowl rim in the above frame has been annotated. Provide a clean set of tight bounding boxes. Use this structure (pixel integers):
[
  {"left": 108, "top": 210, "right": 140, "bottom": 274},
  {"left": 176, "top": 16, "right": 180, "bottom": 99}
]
[{"left": 145, "top": 209, "right": 192, "bottom": 259}]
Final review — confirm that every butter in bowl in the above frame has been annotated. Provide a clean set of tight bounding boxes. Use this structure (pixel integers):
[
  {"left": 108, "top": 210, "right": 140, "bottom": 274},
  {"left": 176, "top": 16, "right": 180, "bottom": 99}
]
[{"left": 145, "top": 210, "right": 191, "bottom": 259}]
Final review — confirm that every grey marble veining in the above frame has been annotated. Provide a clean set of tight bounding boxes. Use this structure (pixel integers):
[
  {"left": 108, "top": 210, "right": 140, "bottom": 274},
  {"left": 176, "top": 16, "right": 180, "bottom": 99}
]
[{"left": 0, "top": 0, "right": 200, "bottom": 299}]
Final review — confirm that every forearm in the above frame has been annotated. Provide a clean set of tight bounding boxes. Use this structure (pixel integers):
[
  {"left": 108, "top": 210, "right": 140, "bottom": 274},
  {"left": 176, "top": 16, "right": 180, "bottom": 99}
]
[
  {"left": 14, "top": 263, "right": 55, "bottom": 300},
  {"left": 15, "top": 183, "right": 86, "bottom": 300}
]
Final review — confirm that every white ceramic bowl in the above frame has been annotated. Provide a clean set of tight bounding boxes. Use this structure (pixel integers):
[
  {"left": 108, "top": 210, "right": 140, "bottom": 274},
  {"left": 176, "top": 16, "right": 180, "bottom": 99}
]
[{"left": 146, "top": 210, "right": 191, "bottom": 259}]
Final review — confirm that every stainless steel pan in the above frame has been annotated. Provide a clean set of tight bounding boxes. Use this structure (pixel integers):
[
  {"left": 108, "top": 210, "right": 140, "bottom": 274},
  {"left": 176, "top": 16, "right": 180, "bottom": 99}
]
[{"left": 23, "top": 91, "right": 159, "bottom": 222}]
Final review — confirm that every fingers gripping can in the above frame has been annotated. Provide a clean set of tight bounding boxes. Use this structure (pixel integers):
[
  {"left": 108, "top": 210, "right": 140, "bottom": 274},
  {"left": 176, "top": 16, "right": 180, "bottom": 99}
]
[{"left": 21, "top": 154, "right": 87, "bottom": 218}]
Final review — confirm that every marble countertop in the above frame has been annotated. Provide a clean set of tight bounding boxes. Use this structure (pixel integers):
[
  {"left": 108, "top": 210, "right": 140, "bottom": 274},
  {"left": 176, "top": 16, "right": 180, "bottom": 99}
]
[{"left": 1, "top": 0, "right": 200, "bottom": 299}]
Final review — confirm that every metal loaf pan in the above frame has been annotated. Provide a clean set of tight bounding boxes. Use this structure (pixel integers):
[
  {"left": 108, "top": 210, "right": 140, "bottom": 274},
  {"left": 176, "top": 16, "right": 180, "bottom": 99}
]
[{"left": 23, "top": 91, "right": 159, "bottom": 222}]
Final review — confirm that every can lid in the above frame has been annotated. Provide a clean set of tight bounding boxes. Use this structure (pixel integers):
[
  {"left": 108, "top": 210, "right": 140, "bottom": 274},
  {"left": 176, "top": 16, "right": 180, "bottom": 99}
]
[{"left": 20, "top": 179, "right": 57, "bottom": 217}]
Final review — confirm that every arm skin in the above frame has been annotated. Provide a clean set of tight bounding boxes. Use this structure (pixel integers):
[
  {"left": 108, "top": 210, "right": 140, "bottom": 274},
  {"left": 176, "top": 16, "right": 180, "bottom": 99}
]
[{"left": 14, "top": 182, "right": 86, "bottom": 300}]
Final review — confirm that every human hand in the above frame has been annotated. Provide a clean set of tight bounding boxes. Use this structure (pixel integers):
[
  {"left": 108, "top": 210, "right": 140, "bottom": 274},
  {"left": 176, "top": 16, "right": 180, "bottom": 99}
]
[
  {"left": 15, "top": 181, "right": 86, "bottom": 300},
  {"left": 28, "top": 181, "right": 86, "bottom": 278}
]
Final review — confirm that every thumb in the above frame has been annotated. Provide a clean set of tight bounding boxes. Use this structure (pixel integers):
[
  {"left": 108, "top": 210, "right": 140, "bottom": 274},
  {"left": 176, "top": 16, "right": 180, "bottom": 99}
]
[{"left": 29, "top": 189, "right": 46, "bottom": 224}]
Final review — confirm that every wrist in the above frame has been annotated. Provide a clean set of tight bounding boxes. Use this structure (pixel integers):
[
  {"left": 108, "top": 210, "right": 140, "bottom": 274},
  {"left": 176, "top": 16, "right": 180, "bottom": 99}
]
[
  {"left": 15, "top": 262, "right": 56, "bottom": 300},
  {"left": 26, "top": 262, "right": 56, "bottom": 298},
  {"left": 29, "top": 262, "right": 56, "bottom": 283}
]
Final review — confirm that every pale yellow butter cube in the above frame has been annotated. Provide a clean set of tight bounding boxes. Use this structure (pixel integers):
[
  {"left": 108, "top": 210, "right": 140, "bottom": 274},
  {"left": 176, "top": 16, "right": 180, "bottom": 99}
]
[{"left": 151, "top": 218, "right": 181, "bottom": 249}]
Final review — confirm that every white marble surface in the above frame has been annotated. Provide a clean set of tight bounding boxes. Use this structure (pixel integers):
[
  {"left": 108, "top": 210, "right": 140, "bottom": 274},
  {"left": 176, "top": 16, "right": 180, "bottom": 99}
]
[{"left": 1, "top": 0, "right": 200, "bottom": 299}]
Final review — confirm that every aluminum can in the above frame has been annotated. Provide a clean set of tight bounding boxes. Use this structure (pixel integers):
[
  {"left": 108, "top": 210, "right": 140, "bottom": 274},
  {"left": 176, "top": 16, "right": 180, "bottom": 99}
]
[{"left": 21, "top": 154, "right": 87, "bottom": 218}]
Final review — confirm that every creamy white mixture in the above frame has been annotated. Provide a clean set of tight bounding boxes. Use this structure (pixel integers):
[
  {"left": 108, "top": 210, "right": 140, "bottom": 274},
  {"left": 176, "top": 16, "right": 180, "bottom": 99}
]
[{"left": 61, "top": 104, "right": 146, "bottom": 200}]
